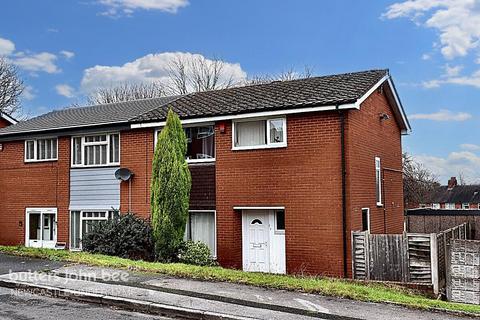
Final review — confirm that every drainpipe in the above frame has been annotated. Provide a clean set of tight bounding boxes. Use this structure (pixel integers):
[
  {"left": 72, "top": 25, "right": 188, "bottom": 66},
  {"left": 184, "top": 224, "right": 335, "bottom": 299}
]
[{"left": 337, "top": 106, "right": 348, "bottom": 278}]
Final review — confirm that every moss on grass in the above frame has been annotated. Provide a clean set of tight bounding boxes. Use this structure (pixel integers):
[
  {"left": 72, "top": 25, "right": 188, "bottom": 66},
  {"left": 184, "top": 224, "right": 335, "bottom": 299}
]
[{"left": 1, "top": 245, "right": 479, "bottom": 315}]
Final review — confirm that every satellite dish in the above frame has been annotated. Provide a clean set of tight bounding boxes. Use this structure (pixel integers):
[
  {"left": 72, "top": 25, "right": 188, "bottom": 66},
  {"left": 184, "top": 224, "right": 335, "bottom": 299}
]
[{"left": 115, "top": 168, "right": 134, "bottom": 181}]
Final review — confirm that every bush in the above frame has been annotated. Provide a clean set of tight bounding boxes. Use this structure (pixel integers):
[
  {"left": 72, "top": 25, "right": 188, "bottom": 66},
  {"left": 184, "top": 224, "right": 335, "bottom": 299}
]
[
  {"left": 82, "top": 213, "right": 154, "bottom": 261},
  {"left": 178, "top": 241, "right": 216, "bottom": 266}
]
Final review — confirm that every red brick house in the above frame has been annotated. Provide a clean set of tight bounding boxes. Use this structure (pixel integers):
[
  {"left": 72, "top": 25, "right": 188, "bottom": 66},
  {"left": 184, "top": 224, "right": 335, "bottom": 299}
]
[
  {"left": 0, "top": 69, "right": 410, "bottom": 277},
  {"left": 0, "top": 112, "right": 17, "bottom": 128}
]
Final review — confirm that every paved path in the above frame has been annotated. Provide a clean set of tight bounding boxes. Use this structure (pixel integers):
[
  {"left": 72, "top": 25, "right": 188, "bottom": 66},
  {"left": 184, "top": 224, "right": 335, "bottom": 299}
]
[
  {"left": 0, "top": 254, "right": 65, "bottom": 274},
  {"left": 0, "top": 286, "right": 171, "bottom": 320},
  {"left": 53, "top": 265, "right": 470, "bottom": 320}
]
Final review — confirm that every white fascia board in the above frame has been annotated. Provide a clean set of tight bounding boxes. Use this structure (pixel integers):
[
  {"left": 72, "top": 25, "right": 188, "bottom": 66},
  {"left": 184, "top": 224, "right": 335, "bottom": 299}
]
[
  {"left": 1, "top": 113, "right": 18, "bottom": 125},
  {"left": 353, "top": 75, "right": 390, "bottom": 108},
  {"left": 233, "top": 206, "right": 285, "bottom": 210},
  {"left": 387, "top": 77, "right": 411, "bottom": 134},
  {"left": 131, "top": 104, "right": 357, "bottom": 129},
  {"left": 0, "top": 121, "right": 129, "bottom": 137}
]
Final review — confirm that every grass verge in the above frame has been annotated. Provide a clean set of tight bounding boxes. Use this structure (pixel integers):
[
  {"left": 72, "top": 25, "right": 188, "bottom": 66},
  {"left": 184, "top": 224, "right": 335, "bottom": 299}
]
[{"left": 0, "top": 245, "right": 478, "bottom": 315}]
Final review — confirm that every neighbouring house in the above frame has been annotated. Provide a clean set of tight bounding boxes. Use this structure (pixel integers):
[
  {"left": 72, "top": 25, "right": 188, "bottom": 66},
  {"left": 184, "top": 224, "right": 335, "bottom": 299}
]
[
  {"left": 0, "top": 69, "right": 410, "bottom": 277},
  {"left": 0, "top": 112, "right": 17, "bottom": 128},
  {"left": 412, "top": 177, "right": 480, "bottom": 210}
]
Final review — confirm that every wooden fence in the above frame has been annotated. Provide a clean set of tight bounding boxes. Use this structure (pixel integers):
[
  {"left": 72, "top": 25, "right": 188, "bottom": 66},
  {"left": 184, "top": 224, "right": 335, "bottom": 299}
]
[{"left": 352, "top": 223, "right": 470, "bottom": 295}]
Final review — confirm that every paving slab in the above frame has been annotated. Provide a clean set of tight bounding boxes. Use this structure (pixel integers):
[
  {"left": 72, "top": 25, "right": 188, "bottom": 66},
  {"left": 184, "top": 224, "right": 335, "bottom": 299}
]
[{"left": 51, "top": 265, "right": 471, "bottom": 320}]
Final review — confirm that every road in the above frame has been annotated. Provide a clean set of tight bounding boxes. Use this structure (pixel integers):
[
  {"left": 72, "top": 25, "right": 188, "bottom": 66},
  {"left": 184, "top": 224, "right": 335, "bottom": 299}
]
[
  {"left": 0, "top": 254, "right": 173, "bottom": 320},
  {"left": 0, "top": 286, "right": 172, "bottom": 320}
]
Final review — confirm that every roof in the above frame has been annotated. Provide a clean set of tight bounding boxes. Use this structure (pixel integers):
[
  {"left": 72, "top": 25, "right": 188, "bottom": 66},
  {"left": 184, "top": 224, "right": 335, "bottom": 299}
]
[
  {"left": 0, "top": 96, "right": 179, "bottom": 136},
  {"left": 132, "top": 69, "right": 392, "bottom": 123},
  {"left": 0, "top": 69, "right": 410, "bottom": 138},
  {"left": 0, "top": 112, "right": 18, "bottom": 125},
  {"left": 427, "top": 185, "right": 480, "bottom": 204}
]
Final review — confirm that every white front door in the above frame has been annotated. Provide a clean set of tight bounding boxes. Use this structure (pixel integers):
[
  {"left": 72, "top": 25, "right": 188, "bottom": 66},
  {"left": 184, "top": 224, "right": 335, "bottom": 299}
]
[
  {"left": 243, "top": 212, "right": 270, "bottom": 272},
  {"left": 25, "top": 208, "right": 57, "bottom": 249}
]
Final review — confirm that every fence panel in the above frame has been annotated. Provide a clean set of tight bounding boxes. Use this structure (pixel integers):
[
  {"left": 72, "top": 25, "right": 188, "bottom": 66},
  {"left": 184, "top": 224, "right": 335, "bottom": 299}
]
[
  {"left": 351, "top": 231, "right": 369, "bottom": 280},
  {"left": 407, "top": 234, "right": 432, "bottom": 283},
  {"left": 369, "top": 234, "right": 407, "bottom": 282}
]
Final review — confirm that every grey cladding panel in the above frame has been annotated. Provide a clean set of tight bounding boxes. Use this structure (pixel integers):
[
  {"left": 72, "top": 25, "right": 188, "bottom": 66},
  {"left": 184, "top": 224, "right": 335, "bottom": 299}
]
[{"left": 70, "top": 167, "right": 120, "bottom": 210}]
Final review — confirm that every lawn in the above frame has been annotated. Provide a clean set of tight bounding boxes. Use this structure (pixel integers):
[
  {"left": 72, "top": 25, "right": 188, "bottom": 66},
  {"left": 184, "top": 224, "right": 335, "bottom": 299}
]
[{"left": 0, "top": 245, "right": 479, "bottom": 316}]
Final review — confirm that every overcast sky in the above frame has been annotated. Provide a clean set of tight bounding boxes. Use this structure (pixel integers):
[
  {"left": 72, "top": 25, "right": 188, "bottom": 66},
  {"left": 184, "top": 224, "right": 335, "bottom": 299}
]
[{"left": 1, "top": 0, "right": 480, "bottom": 184}]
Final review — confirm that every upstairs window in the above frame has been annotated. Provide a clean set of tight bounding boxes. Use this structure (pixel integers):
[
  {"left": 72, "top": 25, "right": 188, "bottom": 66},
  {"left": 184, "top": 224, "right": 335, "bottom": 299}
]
[
  {"left": 233, "top": 117, "right": 286, "bottom": 150},
  {"left": 156, "top": 125, "right": 215, "bottom": 163},
  {"left": 432, "top": 203, "right": 440, "bottom": 209},
  {"left": 71, "top": 133, "right": 120, "bottom": 167},
  {"left": 462, "top": 203, "right": 470, "bottom": 210},
  {"left": 375, "top": 157, "right": 382, "bottom": 206},
  {"left": 25, "top": 138, "right": 58, "bottom": 162},
  {"left": 445, "top": 203, "right": 455, "bottom": 209},
  {"left": 185, "top": 125, "right": 215, "bottom": 162}
]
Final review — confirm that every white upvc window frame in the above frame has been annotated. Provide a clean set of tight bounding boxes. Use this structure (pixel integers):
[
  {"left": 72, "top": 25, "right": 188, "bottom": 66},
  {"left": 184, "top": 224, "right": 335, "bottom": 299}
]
[
  {"left": 69, "top": 209, "right": 111, "bottom": 251},
  {"left": 154, "top": 123, "right": 216, "bottom": 164},
  {"left": 375, "top": 157, "right": 382, "bottom": 207},
  {"left": 232, "top": 116, "right": 287, "bottom": 151},
  {"left": 71, "top": 132, "right": 120, "bottom": 168},
  {"left": 462, "top": 203, "right": 470, "bottom": 210},
  {"left": 24, "top": 137, "right": 58, "bottom": 163},
  {"left": 432, "top": 203, "right": 441, "bottom": 209},
  {"left": 186, "top": 210, "right": 217, "bottom": 258}
]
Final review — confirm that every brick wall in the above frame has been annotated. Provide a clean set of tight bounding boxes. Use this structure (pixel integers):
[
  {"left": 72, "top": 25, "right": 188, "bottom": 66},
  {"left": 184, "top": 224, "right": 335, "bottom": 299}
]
[
  {"left": 120, "top": 128, "right": 216, "bottom": 219},
  {"left": 345, "top": 89, "right": 404, "bottom": 276},
  {"left": 0, "top": 118, "right": 10, "bottom": 128},
  {"left": 215, "top": 112, "right": 345, "bottom": 275},
  {"left": 0, "top": 137, "right": 70, "bottom": 245}
]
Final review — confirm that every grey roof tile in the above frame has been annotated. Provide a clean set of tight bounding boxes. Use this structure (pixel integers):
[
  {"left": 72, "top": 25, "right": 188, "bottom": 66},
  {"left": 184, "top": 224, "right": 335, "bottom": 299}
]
[
  {"left": 132, "top": 69, "right": 388, "bottom": 123},
  {"left": 0, "top": 69, "right": 388, "bottom": 136},
  {"left": 0, "top": 96, "right": 180, "bottom": 136}
]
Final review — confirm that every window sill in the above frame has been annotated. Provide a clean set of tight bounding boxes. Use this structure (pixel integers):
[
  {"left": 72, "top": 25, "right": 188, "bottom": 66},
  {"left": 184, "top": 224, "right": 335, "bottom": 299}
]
[
  {"left": 186, "top": 158, "right": 215, "bottom": 164},
  {"left": 25, "top": 159, "right": 58, "bottom": 163},
  {"left": 232, "top": 143, "right": 287, "bottom": 151},
  {"left": 71, "top": 163, "right": 120, "bottom": 169}
]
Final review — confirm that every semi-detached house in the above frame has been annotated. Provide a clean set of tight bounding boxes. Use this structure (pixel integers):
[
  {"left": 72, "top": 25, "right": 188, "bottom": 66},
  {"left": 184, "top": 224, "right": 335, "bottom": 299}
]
[{"left": 0, "top": 69, "right": 410, "bottom": 277}]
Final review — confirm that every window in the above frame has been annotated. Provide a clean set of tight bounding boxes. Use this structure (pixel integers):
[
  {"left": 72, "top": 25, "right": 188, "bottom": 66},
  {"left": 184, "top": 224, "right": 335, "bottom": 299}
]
[
  {"left": 233, "top": 117, "right": 286, "bottom": 149},
  {"left": 185, "top": 211, "right": 216, "bottom": 257},
  {"left": 71, "top": 133, "right": 120, "bottom": 167},
  {"left": 69, "top": 210, "right": 118, "bottom": 250},
  {"left": 25, "top": 138, "right": 58, "bottom": 162},
  {"left": 432, "top": 203, "right": 440, "bottom": 209},
  {"left": 361, "top": 208, "right": 370, "bottom": 232},
  {"left": 156, "top": 125, "right": 215, "bottom": 163},
  {"left": 462, "top": 203, "right": 470, "bottom": 210},
  {"left": 375, "top": 157, "right": 382, "bottom": 206},
  {"left": 275, "top": 210, "right": 285, "bottom": 233},
  {"left": 445, "top": 203, "right": 455, "bottom": 209},
  {"left": 185, "top": 126, "right": 215, "bottom": 162}
]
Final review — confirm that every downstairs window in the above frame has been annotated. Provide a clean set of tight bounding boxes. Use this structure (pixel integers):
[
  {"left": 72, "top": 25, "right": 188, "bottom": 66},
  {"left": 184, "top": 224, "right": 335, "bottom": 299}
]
[
  {"left": 185, "top": 211, "right": 216, "bottom": 257},
  {"left": 69, "top": 210, "right": 118, "bottom": 250}
]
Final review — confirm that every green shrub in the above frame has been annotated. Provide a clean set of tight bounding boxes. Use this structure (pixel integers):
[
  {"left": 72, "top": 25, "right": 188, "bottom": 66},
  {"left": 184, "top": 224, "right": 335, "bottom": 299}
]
[
  {"left": 178, "top": 241, "right": 216, "bottom": 266},
  {"left": 82, "top": 213, "right": 154, "bottom": 261}
]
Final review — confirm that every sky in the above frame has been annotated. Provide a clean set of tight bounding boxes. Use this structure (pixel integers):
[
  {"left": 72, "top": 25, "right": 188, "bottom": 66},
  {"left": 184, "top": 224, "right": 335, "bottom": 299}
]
[{"left": 1, "top": 0, "right": 480, "bottom": 184}]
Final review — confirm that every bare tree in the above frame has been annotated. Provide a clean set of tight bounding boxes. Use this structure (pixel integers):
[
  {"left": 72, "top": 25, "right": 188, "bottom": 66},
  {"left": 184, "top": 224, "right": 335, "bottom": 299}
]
[
  {"left": 0, "top": 58, "right": 24, "bottom": 115},
  {"left": 246, "top": 65, "right": 314, "bottom": 85},
  {"left": 87, "top": 82, "right": 166, "bottom": 105},
  {"left": 403, "top": 153, "right": 440, "bottom": 208},
  {"left": 165, "top": 55, "right": 237, "bottom": 95}
]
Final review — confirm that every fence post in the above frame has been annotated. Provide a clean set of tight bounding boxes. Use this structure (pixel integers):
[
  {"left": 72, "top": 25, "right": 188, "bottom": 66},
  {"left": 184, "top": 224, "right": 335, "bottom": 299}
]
[{"left": 430, "top": 233, "right": 439, "bottom": 295}]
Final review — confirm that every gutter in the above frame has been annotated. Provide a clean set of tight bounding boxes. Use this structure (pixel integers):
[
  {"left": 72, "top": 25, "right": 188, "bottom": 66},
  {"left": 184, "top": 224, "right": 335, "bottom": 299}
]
[{"left": 337, "top": 105, "right": 348, "bottom": 278}]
